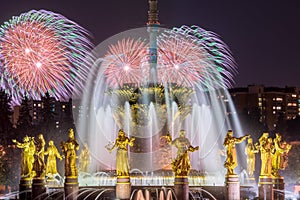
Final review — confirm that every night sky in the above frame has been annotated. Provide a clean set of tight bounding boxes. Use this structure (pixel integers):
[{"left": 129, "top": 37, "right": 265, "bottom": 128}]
[{"left": 1, "top": 0, "right": 300, "bottom": 88}]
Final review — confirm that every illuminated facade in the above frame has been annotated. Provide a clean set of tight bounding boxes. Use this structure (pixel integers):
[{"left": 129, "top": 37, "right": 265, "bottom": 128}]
[
  {"left": 229, "top": 85, "right": 300, "bottom": 131},
  {"left": 12, "top": 98, "right": 74, "bottom": 128}
]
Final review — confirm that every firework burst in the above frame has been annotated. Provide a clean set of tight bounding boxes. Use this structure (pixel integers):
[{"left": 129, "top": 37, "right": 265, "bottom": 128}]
[
  {"left": 0, "top": 10, "right": 93, "bottom": 103},
  {"left": 174, "top": 25, "right": 237, "bottom": 88},
  {"left": 102, "top": 26, "right": 236, "bottom": 90},
  {"left": 102, "top": 38, "right": 148, "bottom": 88},
  {"left": 157, "top": 33, "right": 207, "bottom": 87}
]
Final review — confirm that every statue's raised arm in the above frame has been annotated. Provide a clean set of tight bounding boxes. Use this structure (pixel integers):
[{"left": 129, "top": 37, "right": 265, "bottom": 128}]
[
  {"left": 107, "top": 129, "right": 134, "bottom": 177},
  {"left": 224, "top": 130, "right": 249, "bottom": 176}
]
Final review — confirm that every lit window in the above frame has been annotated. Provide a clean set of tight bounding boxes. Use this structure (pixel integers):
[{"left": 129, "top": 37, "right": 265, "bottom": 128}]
[
  {"left": 34, "top": 103, "right": 36, "bottom": 107},
  {"left": 73, "top": 105, "right": 76, "bottom": 109},
  {"left": 258, "top": 98, "right": 262, "bottom": 102},
  {"left": 33, "top": 112, "right": 36, "bottom": 115},
  {"left": 292, "top": 94, "right": 297, "bottom": 98},
  {"left": 258, "top": 102, "right": 262, "bottom": 106},
  {"left": 56, "top": 125, "right": 59, "bottom": 128},
  {"left": 273, "top": 111, "right": 276, "bottom": 114},
  {"left": 273, "top": 106, "right": 276, "bottom": 109},
  {"left": 62, "top": 105, "right": 66, "bottom": 109},
  {"left": 56, "top": 121, "right": 59, "bottom": 124},
  {"left": 33, "top": 116, "right": 37, "bottom": 119},
  {"left": 276, "top": 98, "right": 283, "bottom": 101},
  {"left": 38, "top": 103, "right": 41, "bottom": 107},
  {"left": 276, "top": 106, "right": 281, "bottom": 110}
]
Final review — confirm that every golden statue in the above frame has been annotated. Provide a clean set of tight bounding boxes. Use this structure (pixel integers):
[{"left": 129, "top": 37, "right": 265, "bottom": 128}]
[
  {"left": 280, "top": 141, "right": 292, "bottom": 169},
  {"left": 259, "top": 133, "right": 273, "bottom": 176},
  {"left": 106, "top": 129, "right": 135, "bottom": 177},
  {"left": 165, "top": 130, "right": 199, "bottom": 176},
  {"left": 272, "top": 133, "right": 292, "bottom": 177},
  {"left": 33, "top": 134, "right": 46, "bottom": 178},
  {"left": 61, "top": 128, "right": 79, "bottom": 177},
  {"left": 45, "top": 140, "right": 62, "bottom": 178},
  {"left": 12, "top": 136, "right": 35, "bottom": 179},
  {"left": 28, "top": 137, "right": 36, "bottom": 177},
  {"left": 245, "top": 137, "right": 259, "bottom": 177},
  {"left": 223, "top": 130, "right": 249, "bottom": 175},
  {"left": 78, "top": 143, "right": 90, "bottom": 172}
]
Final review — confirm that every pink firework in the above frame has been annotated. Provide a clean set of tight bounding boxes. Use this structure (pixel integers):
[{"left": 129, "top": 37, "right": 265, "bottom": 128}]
[
  {"left": 1, "top": 21, "right": 70, "bottom": 95},
  {"left": 103, "top": 38, "right": 148, "bottom": 88},
  {"left": 0, "top": 10, "right": 93, "bottom": 104},
  {"left": 157, "top": 34, "right": 207, "bottom": 87}
]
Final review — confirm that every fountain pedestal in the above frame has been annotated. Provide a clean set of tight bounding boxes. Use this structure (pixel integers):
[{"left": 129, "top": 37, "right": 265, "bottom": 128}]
[
  {"left": 19, "top": 178, "right": 32, "bottom": 200},
  {"left": 174, "top": 176, "right": 189, "bottom": 200},
  {"left": 64, "top": 177, "right": 79, "bottom": 200},
  {"left": 273, "top": 176, "right": 284, "bottom": 200},
  {"left": 116, "top": 176, "right": 131, "bottom": 200},
  {"left": 245, "top": 177, "right": 256, "bottom": 186},
  {"left": 32, "top": 178, "right": 46, "bottom": 200},
  {"left": 225, "top": 174, "right": 240, "bottom": 200},
  {"left": 46, "top": 178, "right": 58, "bottom": 187},
  {"left": 258, "top": 176, "right": 273, "bottom": 200}
]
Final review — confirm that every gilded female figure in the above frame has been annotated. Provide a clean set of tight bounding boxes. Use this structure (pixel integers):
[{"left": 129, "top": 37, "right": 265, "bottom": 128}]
[
  {"left": 45, "top": 140, "right": 62, "bottom": 178},
  {"left": 259, "top": 133, "right": 273, "bottom": 176},
  {"left": 106, "top": 129, "right": 135, "bottom": 177},
  {"left": 79, "top": 143, "right": 90, "bottom": 172},
  {"left": 245, "top": 137, "right": 259, "bottom": 177},
  {"left": 61, "top": 129, "right": 79, "bottom": 177},
  {"left": 272, "top": 133, "right": 292, "bottom": 177},
  {"left": 12, "top": 136, "right": 33, "bottom": 178},
  {"left": 33, "top": 134, "right": 46, "bottom": 178},
  {"left": 223, "top": 130, "right": 249, "bottom": 175}
]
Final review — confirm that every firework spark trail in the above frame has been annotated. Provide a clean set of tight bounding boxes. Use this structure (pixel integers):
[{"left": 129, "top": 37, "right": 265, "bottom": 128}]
[
  {"left": 157, "top": 32, "right": 208, "bottom": 87},
  {"left": 102, "top": 26, "right": 236, "bottom": 90},
  {"left": 103, "top": 38, "right": 148, "bottom": 88},
  {"left": 0, "top": 10, "right": 93, "bottom": 104},
  {"left": 177, "top": 25, "right": 237, "bottom": 88}
]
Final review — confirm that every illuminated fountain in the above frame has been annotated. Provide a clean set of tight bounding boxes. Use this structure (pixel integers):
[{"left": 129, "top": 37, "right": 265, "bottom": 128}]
[
  {"left": 0, "top": 1, "right": 295, "bottom": 200},
  {"left": 74, "top": 1, "right": 243, "bottom": 199}
]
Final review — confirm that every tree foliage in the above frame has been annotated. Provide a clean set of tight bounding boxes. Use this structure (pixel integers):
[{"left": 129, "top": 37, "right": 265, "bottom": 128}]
[{"left": 0, "top": 90, "right": 13, "bottom": 144}]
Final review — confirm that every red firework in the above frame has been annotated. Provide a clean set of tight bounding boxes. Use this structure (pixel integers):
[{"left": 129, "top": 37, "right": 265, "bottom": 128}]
[
  {"left": 1, "top": 21, "right": 71, "bottom": 96},
  {"left": 157, "top": 34, "right": 207, "bottom": 87},
  {"left": 103, "top": 38, "right": 148, "bottom": 88}
]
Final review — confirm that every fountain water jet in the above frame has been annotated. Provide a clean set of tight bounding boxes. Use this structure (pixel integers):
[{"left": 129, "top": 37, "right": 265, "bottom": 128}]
[{"left": 73, "top": 23, "right": 240, "bottom": 188}]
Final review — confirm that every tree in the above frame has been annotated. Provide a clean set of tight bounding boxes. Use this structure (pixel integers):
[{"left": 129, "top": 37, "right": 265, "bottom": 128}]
[
  {"left": 17, "top": 96, "right": 32, "bottom": 130},
  {"left": 286, "top": 116, "right": 300, "bottom": 141},
  {"left": 0, "top": 145, "right": 20, "bottom": 193},
  {"left": 0, "top": 89, "right": 13, "bottom": 144},
  {"left": 40, "top": 92, "right": 57, "bottom": 141}
]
